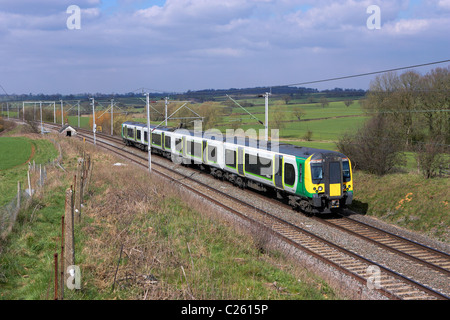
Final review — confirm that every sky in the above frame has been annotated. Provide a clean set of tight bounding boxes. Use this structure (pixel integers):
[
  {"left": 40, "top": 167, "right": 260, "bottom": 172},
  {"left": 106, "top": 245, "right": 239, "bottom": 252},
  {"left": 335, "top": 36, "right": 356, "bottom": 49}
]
[{"left": 0, "top": 0, "right": 449, "bottom": 95}]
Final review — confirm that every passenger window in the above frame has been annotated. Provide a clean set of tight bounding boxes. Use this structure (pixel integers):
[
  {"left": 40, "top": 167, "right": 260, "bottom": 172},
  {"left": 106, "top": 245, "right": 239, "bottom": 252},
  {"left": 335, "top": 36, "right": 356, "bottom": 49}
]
[
  {"left": 225, "top": 149, "right": 236, "bottom": 168},
  {"left": 152, "top": 133, "right": 161, "bottom": 146},
  {"left": 175, "top": 138, "right": 183, "bottom": 153},
  {"left": 165, "top": 136, "right": 171, "bottom": 149},
  {"left": 284, "top": 163, "right": 296, "bottom": 186},
  {"left": 208, "top": 146, "right": 217, "bottom": 162}
]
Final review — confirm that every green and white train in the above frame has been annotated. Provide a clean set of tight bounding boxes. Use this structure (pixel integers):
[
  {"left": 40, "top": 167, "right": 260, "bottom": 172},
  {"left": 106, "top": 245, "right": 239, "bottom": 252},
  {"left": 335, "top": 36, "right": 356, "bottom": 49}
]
[{"left": 122, "top": 121, "right": 353, "bottom": 214}]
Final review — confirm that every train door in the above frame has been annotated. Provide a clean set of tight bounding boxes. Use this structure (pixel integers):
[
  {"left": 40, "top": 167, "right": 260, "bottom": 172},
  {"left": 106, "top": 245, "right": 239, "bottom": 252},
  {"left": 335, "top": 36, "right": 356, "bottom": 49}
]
[
  {"left": 237, "top": 147, "right": 244, "bottom": 176},
  {"left": 274, "top": 155, "right": 283, "bottom": 189},
  {"left": 323, "top": 155, "right": 343, "bottom": 201},
  {"left": 202, "top": 140, "right": 208, "bottom": 163}
]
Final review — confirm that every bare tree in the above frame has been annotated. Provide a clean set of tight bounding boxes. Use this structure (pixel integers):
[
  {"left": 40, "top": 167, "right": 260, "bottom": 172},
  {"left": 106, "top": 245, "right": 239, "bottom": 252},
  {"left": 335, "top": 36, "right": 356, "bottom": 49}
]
[
  {"left": 24, "top": 109, "right": 40, "bottom": 133},
  {"left": 319, "top": 96, "right": 329, "bottom": 108},
  {"left": 344, "top": 99, "right": 353, "bottom": 107},
  {"left": 419, "top": 66, "right": 450, "bottom": 144},
  {"left": 282, "top": 95, "right": 292, "bottom": 105},
  {"left": 337, "top": 114, "right": 406, "bottom": 175},
  {"left": 365, "top": 70, "right": 422, "bottom": 148},
  {"left": 270, "top": 106, "right": 286, "bottom": 130},
  {"left": 198, "top": 102, "right": 221, "bottom": 130},
  {"left": 292, "top": 107, "right": 306, "bottom": 121},
  {"left": 415, "top": 136, "right": 447, "bottom": 178}
]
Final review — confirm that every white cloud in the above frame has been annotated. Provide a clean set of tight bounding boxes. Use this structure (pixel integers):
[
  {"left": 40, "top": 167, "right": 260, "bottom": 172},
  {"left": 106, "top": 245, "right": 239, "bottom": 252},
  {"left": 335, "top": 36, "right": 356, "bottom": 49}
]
[
  {"left": 438, "top": 0, "right": 450, "bottom": 10},
  {"left": 135, "top": 0, "right": 255, "bottom": 26},
  {"left": 385, "top": 18, "right": 430, "bottom": 35},
  {"left": 190, "top": 47, "right": 245, "bottom": 58}
]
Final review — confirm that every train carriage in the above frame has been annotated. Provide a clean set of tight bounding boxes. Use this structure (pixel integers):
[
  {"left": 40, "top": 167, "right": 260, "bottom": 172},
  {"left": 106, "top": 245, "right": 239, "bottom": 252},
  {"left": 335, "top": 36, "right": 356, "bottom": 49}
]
[{"left": 122, "top": 121, "right": 353, "bottom": 215}]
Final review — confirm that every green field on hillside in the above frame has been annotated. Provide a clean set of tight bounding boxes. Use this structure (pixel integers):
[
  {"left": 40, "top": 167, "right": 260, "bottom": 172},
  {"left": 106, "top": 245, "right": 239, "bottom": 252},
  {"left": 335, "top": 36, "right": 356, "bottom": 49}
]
[
  {"left": 227, "top": 100, "right": 364, "bottom": 120},
  {"left": 0, "top": 137, "right": 33, "bottom": 170},
  {"left": 130, "top": 98, "right": 368, "bottom": 142},
  {"left": 67, "top": 116, "right": 90, "bottom": 129},
  {"left": 0, "top": 137, "right": 58, "bottom": 206}
]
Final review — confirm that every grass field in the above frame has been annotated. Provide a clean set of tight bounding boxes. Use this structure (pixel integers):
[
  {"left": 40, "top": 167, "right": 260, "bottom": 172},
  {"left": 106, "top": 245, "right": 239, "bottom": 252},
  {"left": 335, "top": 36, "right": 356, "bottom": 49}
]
[
  {"left": 0, "top": 137, "right": 33, "bottom": 170},
  {"left": 0, "top": 136, "right": 58, "bottom": 207},
  {"left": 130, "top": 99, "right": 369, "bottom": 143},
  {"left": 226, "top": 100, "right": 364, "bottom": 121},
  {"left": 229, "top": 116, "right": 370, "bottom": 141},
  {"left": 67, "top": 116, "right": 90, "bottom": 129}
]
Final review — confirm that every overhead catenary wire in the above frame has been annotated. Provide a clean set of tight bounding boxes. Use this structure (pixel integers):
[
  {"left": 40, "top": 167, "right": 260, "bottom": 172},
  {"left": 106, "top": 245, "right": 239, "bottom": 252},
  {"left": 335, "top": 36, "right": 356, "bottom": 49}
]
[{"left": 275, "top": 59, "right": 450, "bottom": 89}]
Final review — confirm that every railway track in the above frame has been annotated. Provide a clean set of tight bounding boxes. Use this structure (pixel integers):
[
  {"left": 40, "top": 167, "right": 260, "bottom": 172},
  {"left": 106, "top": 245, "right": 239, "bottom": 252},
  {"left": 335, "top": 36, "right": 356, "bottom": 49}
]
[
  {"left": 317, "top": 214, "right": 450, "bottom": 276},
  {"left": 43, "top": 122, "right": 449, "bottom": 300}
]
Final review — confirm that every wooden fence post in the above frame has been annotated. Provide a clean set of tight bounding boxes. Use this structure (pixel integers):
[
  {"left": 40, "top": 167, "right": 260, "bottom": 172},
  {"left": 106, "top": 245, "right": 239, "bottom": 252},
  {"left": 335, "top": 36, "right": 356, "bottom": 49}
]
[
  {"left": 75, "top": 159, "right": 83, "bottom": 224},
  {"left": 27, "top": 170, "right": 32, "bottom": 197},
  {"left": 17, "top": 181, "right": 21, "bottom": 208},
  {"left": 60, "top": 215, "right": 65, "bottom": 300},
  {"left": 54, "top": 253, "right": 58, "bottom": 300},
  {"left": 64, "top": 187, "right": 74, "bottom": 285},
  {"left": 84, "top": 156, "right": 93, "bottom": 194}
]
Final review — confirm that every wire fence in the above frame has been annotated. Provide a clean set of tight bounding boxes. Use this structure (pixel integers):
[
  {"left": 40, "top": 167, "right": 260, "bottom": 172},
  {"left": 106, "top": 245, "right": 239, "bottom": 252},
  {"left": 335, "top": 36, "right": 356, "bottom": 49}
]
[
  {"left": 0, "top": 159, "right": 49, "bottom": 240},
  {"left": 0, "top": 187, "right": 31, "bottom": 239}
]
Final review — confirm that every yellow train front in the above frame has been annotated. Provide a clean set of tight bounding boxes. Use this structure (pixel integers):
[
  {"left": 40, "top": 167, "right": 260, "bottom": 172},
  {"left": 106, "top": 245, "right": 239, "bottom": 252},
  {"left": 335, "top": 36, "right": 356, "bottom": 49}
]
[{"left": 291, "top": 151, "right": 353, "bottom": 214}]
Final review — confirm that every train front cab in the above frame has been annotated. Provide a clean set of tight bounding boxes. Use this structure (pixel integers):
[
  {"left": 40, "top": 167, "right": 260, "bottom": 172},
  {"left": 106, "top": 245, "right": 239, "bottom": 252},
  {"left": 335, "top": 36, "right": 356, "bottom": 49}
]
[{"left": 304, "top": 153, "right": 353, "bottom": 214}]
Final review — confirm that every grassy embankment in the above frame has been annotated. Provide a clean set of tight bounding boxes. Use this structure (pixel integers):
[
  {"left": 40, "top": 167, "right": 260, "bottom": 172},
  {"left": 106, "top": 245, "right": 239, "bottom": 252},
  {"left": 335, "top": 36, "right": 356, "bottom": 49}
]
[
  {"left": 0, "top": 134, "right": 59, "bottom": 299},
  {"left": 350, "top": 171, "right": 449, "bottom": 242},
  {"left": 0, "top": 133, "right": 339, "bottom": 300}
]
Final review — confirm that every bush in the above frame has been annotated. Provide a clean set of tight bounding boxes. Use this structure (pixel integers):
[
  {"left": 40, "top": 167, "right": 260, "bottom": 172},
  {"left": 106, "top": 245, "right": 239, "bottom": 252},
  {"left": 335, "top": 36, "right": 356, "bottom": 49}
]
[
  {"left": 303, "top": 130, "right": 313, "bottom": 141},
  {"left": 415, "top": 136, "right": 448, "bottom": 178},
  {"left": 337, "top": 114, "right": 406, "bottom": 175}
]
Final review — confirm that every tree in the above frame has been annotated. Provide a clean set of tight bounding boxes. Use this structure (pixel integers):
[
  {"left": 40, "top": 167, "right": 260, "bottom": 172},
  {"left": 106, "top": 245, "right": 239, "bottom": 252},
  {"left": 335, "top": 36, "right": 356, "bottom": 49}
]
[
  {"left": 319, "top": 96, "right": 329, "bottom": 108},
  {"left": 419, "top": 66, "right": 450, "bottom": 144},
  {"left": 282, "top": 95, "right": 292, "bottom": 105},
  {"left": 23, "top": 109, "right": 39, "bottom": 133},
  {"left": 55, "top": 109, "right": 68, "bottom": 125},
  {"left": 89, "top": 112, "right": 123, "bottom": 133},
  {"left": 270, "top": 106, "right": 286, "bottom": 130},
  {"left": 337, "top": 114, "right": 406, "bottom": 175},
  {"left": 303, "top": 129, "right": 313, "bottom": 141},
  {"left": 415, "top": 136, "right": 447, "bottom": 178},
  {"left": 344, "top": 99, "right": 353, "bottom": 107},
  {"left": 292, "top": 107, "right": 306, "bottom": 121},
  {"left": 198, "top": 102, "right": 222, "bottom": 130},
  {"left": 365, "top": 70, "right": 422, "bottom": 148}
]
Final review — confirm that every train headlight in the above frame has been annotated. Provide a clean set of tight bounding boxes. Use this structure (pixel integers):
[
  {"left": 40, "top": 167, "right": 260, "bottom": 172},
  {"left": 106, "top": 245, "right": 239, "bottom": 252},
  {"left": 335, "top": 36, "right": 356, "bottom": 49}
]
[{"left": 318, "top": 186, "right": 323, "bottom": 192}]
